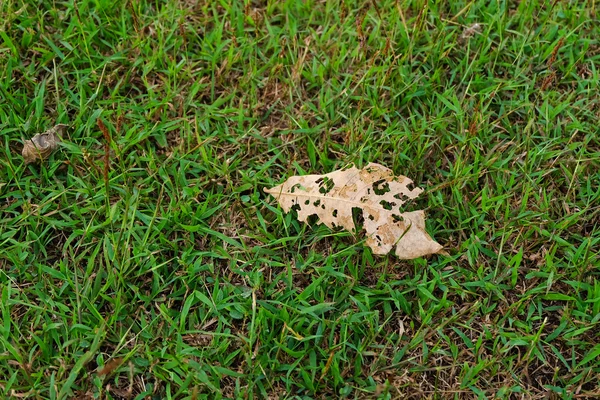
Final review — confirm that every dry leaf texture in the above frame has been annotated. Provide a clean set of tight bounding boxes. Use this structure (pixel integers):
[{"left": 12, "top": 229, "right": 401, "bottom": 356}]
[
  {"left": 22, "top": 124, "right": 68, "bottom": 164},
  {"left": 265, "top": 163, "right": 443, "bottom": 259},
  {"left": 460, "top": 23, "right": 482, "bottom": 40}
]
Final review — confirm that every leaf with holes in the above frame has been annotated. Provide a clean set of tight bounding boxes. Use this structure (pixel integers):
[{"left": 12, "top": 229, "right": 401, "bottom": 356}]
[{"left": 264, "top": 163, "right": 443, "bottom": 259}]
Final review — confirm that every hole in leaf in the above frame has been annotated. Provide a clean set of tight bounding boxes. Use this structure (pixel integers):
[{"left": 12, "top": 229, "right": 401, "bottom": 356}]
[
  {"left": 406, "top": 182, "right": 415, "bottom": 191},
  {"left": 305, "top": 200, "right": 310, "bottom": 205},
  {"left": 392, "top": 214, "right": 403, "bottom": 222},
  {"left": 373, "top": 179, "right": 390, "bottom": 195},
  {"left": 352, "top": 207, "right": 364, "bottom": 233},
  {"left": 379, "top": 200, "right": 394, "bottom": 210},
  {"left": 394, "top": 193, "right": 409, "bottom": 202},
  {"left": 314, "top": 199, "right": 321, "bottom": 206},
  {"left": 332, "top": 209, "right": 338, "bottom": 217},
  {"left": 318, "top": 176, "right": 335, "bottom": 194},
  {"left": 368, "top": 214, "right": 374, "bottom": 221},
  {"left": 291, "top": 204, "right": 301, "bottom": 212}
]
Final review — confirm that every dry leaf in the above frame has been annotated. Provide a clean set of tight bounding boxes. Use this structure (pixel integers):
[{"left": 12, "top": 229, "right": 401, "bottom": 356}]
[
  {"left": 264, "top": 163, "right": 443, "bottom": 259},
  {"left": 460, "top": 23, "right": 482, "bottom": 40},
  {"left": 97, "top": 357, "right": 123, "bottom": 377},
  {"left": 22, "top": 124, "right": 68, "bottom": 164}
]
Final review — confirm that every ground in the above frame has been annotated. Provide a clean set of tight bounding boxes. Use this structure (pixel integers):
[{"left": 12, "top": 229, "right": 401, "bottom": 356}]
[{"left": 1, "top": 0, "right": 599, "bottom": 399}]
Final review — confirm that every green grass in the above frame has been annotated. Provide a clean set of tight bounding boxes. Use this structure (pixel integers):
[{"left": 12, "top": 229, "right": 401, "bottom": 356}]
[{"left": 1, "top": 0, "right": 600, "bottom": 398}]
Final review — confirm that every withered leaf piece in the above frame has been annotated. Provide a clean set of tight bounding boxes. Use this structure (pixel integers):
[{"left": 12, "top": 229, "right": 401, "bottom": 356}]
[
  {"left": 264, "top": 163, "right": 443, "bottom": 259},
  {"left": 460, "top": 23, "right": 482, "bottom": 41},
  {"left": 22, "top": 124, "right": 68, "bottom": 164},
  {"left": 97, "top": 357, "right": 124, "bottom": 377}
]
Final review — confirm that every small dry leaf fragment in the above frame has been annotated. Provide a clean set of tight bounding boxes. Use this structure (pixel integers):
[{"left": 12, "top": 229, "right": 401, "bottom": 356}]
[
  {"left": 460, "top": 23, "right": 482, "bottom": 40},
  {"left": 22, "top": 124, "right": 68, "bottom": 164},
  {"left": 264, "top": 163, "right": 443, "bottom": 259},
  {"left": 97, "top": 357, "right": 123, "bottom": 377}
]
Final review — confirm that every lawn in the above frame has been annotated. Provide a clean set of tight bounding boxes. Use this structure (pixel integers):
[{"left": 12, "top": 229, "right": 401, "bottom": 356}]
[{"left": 1, "top": 0, "right": 599, "bottom": 399}]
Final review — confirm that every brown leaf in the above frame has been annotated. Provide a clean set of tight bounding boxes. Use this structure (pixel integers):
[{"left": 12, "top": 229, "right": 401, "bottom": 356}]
[
  {"left": 22, "top": 124, "right": 68, "bottom": 164},
  {"left": 460, "top": 23, "right": 482, "bottom": 40},
  {"left": 264, "top": 163, "right": 443, "bottom": 259},
  {"left": 97, "top": 357, "right": 123, "bottom": 377}
]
